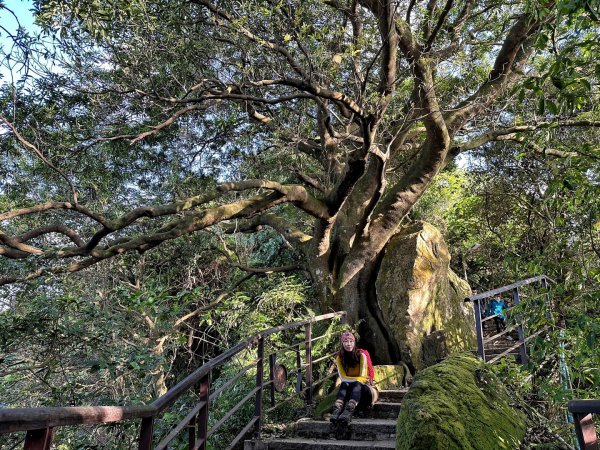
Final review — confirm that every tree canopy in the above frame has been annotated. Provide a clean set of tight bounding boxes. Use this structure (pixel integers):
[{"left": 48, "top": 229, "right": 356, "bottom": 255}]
[{"left": 1, "top": 0, "right": 599, "bottom": 349}]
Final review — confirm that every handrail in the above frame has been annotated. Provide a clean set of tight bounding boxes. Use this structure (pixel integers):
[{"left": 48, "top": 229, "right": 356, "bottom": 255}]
[
  {"left": 0, "top": 311, "right": 347, "bottom": 449},
  {"left": 465, "top": 275, "right": 552, "bottom": 365},
  {"left": 0, "top": 405, "right": 156, "bottom": 433},
  {"left": 568, "top": 400, "right": 599, "bottom": 450},
  {"left": 464, "top": 275, "right": 553, "bottom": 302},
  {"left": 570, "top": 400, "right": 600, "bottom": 413}
]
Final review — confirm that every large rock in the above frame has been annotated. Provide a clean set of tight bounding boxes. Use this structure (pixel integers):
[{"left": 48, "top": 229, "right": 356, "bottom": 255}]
[
  {"left": 376, "top": 221, "right": 475, "bottom": 370},
  {"left": 396, "top": 353, "right": 526, "bottom": 450}
]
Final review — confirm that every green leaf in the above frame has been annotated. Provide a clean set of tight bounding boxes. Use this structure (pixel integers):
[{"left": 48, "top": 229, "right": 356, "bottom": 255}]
[
  {"left": 551, "top": 75, "right": 565, "bottom": 90},
  {"left": 546, "top": 100, "right": 558, "bottom": 114},
  {"left": 537, "top": 96, "right": 545, "bottom": 115},
  {"left": 587, "top": 332, "right": 596, "bottom": 349},
  {"left": 580, "top": 78, "right": 591, "bottom": 91}
]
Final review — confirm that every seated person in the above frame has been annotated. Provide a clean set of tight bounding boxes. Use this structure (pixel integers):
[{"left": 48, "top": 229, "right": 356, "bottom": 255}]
[{"left": 330, "top": 331, "right": 378, "bottom": 425}]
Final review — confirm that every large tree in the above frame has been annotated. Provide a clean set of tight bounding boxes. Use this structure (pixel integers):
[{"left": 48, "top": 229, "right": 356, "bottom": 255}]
[{"left": 1, "top": 0, "right": 599, "bottom": 361}]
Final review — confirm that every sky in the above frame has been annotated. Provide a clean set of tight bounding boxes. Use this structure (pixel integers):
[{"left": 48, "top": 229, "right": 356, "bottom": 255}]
[{"left": 0, "top": 0, "right": 40, "bottom": 84}]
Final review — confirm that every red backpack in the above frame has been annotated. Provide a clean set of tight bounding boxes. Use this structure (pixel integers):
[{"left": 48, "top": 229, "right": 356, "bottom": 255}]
[{"left": 359, "top": 349, "right": 375, "bottom": 383}]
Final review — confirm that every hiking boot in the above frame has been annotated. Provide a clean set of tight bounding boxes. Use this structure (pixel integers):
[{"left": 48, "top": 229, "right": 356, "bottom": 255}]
[
  {"left": 330, "top": 400, "right": 344, "bottom": 424},
  {"left": 337, "top": 399, "right": 357, "bottom": 425}
]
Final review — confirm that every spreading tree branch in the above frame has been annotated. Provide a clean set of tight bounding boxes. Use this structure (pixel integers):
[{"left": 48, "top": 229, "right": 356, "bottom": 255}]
[
  {"left": 15, "top": 225, "right": 85, "bottom": 247},
  {"left": 1, "top": 114, "right": 79, "bottom": 203},
  {"left": 0, "top": 177, "right": 327, "bottom": 284},
  {"left": 445, "top": 11, "right": 552, "bottom": 129},
  {"left": 450, "top": 120, "right": 600, "bottom": 159}
]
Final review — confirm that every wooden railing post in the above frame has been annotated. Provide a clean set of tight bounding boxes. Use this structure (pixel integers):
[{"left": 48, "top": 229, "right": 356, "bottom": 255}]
[
  {"left": 197, "top": 372, "right": 211, "bottom": 450},
  {"left": 295, "top": 344, "right": 302, "bottom": 393},
  {"left": 570, "top": 401, "right": 600, "bottom": 450},
  {"left": 473, "top": 299, "right": 485, "bottom": 360},
  {"left": 24, "top": 428, "right": 53, "bottom": 450},
  {"left": 513, "top": 287, "right": 529, "bottom": 365},
  {"left": 305, "top": 323, "right": 313, "bottom": 404},
  {"left": 254, "top": 336, "right": 265, "bottom": 438},
  {"left": 188, "top": 415, "right": 196, "bottom": 450},
  {"left": 138, "top": 417, "right": 154, "bottom": 450},
  {"left": 269, "top": 352, "right": 276, "bottom": 407}
]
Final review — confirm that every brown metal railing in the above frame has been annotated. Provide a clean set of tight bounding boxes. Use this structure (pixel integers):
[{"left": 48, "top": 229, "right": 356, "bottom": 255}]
[
  {"left": 0, "top": 311, "right": 347, "bottom": 449},
  {"left": 465, "top": 275, "right": 553, "bottom": 364},
  {"left": 569, "top": 400, "right": 599, "bottom": 450}
]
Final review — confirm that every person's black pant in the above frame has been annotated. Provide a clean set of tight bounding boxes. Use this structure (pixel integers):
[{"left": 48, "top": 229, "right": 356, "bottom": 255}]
[
  {"left": 335, "top": 381, "right": 372, "bottom": 409},
  {"left": 494, "top": 317, "right": 506, "bottom": 333}
]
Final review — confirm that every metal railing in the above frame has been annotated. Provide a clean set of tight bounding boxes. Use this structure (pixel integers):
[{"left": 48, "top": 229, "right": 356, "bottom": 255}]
[
  {"left": 0, "top": 311, "right": 347, "bottom": 450},
  {"left": 569, "top": 400, "right": 600, "bottom": 450},
  {"left": 464, "top": 275, "right": 553, "bottom": 364}
]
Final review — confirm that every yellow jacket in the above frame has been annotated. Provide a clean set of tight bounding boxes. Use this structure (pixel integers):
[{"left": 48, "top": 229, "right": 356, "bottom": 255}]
[{"left": 335, "top": 353, "right": 368, "bottom": 384}]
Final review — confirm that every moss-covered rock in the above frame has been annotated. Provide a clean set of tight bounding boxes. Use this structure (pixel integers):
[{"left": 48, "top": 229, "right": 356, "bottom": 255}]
[
  {"left": 396, "top": 353, "right": 526, "bottom": 450},
  {"left": 376, "top": 221, "right": 476, "bottom": 370},
  {"left": 374, "top": 365, "right": 407, "bottom": 389}
]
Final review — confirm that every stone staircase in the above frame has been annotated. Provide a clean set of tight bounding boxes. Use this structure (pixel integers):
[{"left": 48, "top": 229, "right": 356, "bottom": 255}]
[
  {"left": 244, "top": 388, "right": 406, "bottom": 450},
  {"left": 482, "top": 319, "right": 521, "bottom": 362}
]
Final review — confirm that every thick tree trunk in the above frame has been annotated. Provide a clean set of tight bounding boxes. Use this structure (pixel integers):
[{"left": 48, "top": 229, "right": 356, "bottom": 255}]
[
  {"left": 328, "top": 241, "right": 403, "bottom": 364},
  {"left": 345, "top": 255, "right": 403, "bottom": 365},
  {"left": 324, "top": 220, "right": 475, "bottom": 369}
]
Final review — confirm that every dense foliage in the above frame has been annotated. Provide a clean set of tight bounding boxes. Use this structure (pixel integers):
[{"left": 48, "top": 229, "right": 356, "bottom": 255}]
[{"left": 1, "top": 0, "right": 599, "bottom": 448}]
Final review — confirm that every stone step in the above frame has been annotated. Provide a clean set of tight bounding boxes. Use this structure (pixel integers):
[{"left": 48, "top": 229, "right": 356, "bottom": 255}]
[
  {"left": 244, "top": 437, "right": 396, "bottom": 450},
  {"left": 295, "top": 418, "right": 396, "bottom": 441},
  {"left": 356, "top": 402, "right": 402, "bottom": 420},
  {"left": 377, "top": 389, "right": 407, "bottom": 403}
]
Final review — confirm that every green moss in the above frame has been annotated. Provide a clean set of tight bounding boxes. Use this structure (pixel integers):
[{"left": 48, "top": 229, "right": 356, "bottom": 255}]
[
  {"left": 374, "top": 365, "right": 407, "bottom": 389},
  {"left": 396, "top": 353, "right": 526, "bottom": 450}
]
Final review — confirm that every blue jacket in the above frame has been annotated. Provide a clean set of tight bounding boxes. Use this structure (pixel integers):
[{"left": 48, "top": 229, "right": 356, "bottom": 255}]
[{"left": 485, "top": 299, "right": 506, "bottom": 320}]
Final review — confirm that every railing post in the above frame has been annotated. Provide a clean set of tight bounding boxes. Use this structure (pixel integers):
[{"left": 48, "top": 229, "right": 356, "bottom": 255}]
[
  {"left": 513, "top": 287, "right": 529, "bottom": 365},
  {"left": 295, "top": 344, "right": 303, "bottom": 393},
  {"left": 197, "top": 371, "right": 211, "bottom": 450},
  {"left": 138, "top": 417, "right": 154, "bottom": 450},
  {"left": 573, "top": 412, "right": 599, "bottom": 450},
  {"left": 473, "top": 299, "right": 485, "bottom": 360},
  {"left": 305, "top": 322, "right": 313, "bottom": 404},
  {"left": 188, "top": 416, "right": 196, "bottom": 450},
  {"left": 254, "top": 336, "right": 265, "bottom": 438},
  {"left": 24, "top": 428, "right": 53, "bottom": 450},
  {"left": 269, "top": 352, "right": 276, "bottom": 407}
]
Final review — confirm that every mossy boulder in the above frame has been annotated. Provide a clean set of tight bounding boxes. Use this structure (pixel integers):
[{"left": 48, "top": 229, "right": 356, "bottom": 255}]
[
  {"left": 376, "top": 221, "right": 476, "bottom": 370},
  {"left": 396, "top": 353, "right": 526, "bottom": 450}
]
